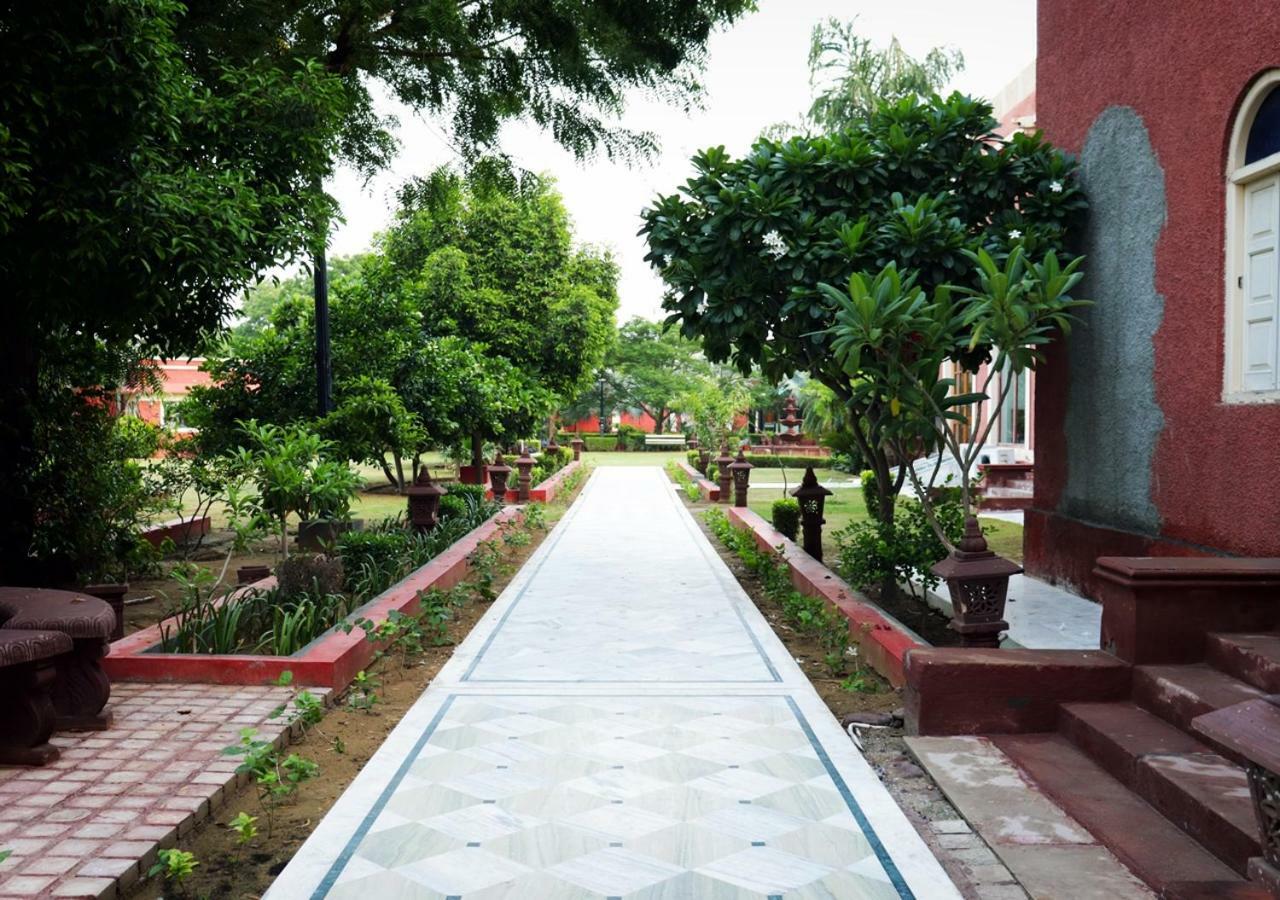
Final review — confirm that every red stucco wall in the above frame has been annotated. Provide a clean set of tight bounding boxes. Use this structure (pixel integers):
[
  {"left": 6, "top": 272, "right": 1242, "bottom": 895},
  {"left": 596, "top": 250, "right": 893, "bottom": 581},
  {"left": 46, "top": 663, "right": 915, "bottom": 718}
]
[{"left": 1032, "top": 0, "right": 1280, "bottom": 595}]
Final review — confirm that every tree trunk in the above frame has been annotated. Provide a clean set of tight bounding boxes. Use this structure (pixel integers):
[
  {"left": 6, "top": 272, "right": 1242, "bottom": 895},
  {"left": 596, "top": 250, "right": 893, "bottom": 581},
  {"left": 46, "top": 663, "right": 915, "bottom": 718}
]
[
  {"left": 379, "top": 458, "right": 398, "bottom": 490},
  {"left": 0, "top": 315, "right": 39, "bottom": 584},
  {"left": 471, "top": 432, "right": 484, "bottom": 470},
  {"left": 393, "top": 455, "right": 406, "bottom": 494}
]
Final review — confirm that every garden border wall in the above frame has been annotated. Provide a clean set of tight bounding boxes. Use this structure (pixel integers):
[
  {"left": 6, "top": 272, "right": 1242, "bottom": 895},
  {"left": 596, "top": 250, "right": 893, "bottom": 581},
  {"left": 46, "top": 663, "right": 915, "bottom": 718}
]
[
  {"left": 487, "top": 458, "right": 583, "bottom": 504},
  {"left": 677, "top": 459, "right": 720, "bottom": 502},
  {"left": 104, "top": 507, "right": 524, "bottom": 692},
  {"left": 725, "top": 507, "right": 925, "bottom": 687}
]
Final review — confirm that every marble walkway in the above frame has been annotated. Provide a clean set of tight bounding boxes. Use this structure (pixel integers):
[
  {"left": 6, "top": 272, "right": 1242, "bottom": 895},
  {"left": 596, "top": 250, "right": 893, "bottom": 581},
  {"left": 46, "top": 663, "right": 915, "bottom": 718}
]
[{"left": 266, "top": 467, "right": 958, "bottom": 899}]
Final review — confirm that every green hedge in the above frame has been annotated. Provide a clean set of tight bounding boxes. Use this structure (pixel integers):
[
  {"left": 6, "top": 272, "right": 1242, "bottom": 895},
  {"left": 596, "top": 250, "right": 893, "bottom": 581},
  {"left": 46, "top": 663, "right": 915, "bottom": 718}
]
[{"left": 771, "top": 499, "right": 800, "bottom": 540}]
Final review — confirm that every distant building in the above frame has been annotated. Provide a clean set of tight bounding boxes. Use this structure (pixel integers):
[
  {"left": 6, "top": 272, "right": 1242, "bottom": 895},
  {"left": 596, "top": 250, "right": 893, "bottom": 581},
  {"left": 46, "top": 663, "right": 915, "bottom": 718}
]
[{"left": 120, "top": 359, "right": 210, "bottom": 432}]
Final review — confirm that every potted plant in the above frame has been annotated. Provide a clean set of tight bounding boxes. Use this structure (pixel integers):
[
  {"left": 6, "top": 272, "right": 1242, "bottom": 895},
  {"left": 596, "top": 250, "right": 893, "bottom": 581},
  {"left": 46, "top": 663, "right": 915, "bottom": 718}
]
[
  {"left": 296, "top": 458, "right": 363, "bottom": 552},
  {"left": 823, "top": 247, "right": 1087, "bottom": 646}
]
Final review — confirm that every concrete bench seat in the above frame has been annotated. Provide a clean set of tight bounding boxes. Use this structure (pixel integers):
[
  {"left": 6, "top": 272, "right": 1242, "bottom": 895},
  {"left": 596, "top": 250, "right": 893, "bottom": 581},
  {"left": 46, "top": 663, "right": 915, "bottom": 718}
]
[
  {"left": 0, "top": 588, "right": 116, "bottom": 741},
  {"left": 0, "top": 627, "right": 72, "bottom": 765},
  {"left": 643, "top": 434, "right": 687, "bottom": 448}
]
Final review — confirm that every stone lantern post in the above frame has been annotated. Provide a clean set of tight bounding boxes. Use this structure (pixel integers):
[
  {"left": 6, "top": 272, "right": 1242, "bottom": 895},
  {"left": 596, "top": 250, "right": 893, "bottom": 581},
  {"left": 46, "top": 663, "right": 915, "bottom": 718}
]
[
  {"left": 714, "top": 445, "right": 734, "bottom": 504},
  {"left": 930, "top": 517, "right": 1022, "bottom": 648},
  {"left": 546, "top": 435, "right": 561, "bottom": 456},
  {"left": 515, "top": 448, "right": 536, "bottom": 502},
  {"left": 406, "top": 468, "right": 448, "bottom": 532},
  {"left": 792, "top": 466, "right": 833, "bottom": 561},
  {"left": 729, "top": 448, "right": 753, "bottom": 508},
  {"left": 688, "top": 435, "right": 700, "bottom": 450},
  {"left": 570, "top": 437, "right": 585, "bottom": 461},
  {"left": 488, "top": 452, "right": 513, "bottom": 502}
]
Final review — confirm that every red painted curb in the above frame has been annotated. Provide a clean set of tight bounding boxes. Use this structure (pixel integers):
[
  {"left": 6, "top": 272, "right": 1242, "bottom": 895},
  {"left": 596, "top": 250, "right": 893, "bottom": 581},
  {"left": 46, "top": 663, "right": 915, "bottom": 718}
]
[
  {"left": 141, "top": 515, "right": 211, "bottom": 548},
  {"left": 105, "top": 507, "right": 524, "bottom": 692},
  {"left": 677, "top": 460, "right": 720, "bottom": 502},
  {"left": 725, "top": 507, "right": 924, "bottom": 687}
]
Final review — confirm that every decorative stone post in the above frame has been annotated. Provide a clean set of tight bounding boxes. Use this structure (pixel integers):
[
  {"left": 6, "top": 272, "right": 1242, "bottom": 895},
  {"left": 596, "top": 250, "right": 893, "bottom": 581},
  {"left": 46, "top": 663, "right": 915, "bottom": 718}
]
[
  {"left": 697, "top": 447, "right": 711, "bottom": 477},
  {"left": 792, "top": 466, "right": 833, "bottom": 562},
  {"left": 515, "top": 448, "right": 535, "bottom": 502},
  {"left": 546, "top": 436, "right": 561, "bottom": 456},
  {"left": 406, "top": 468, "right": 448, "bottom": 532},
  {"left": 570, "top": 437, "right": 585, "bottom": 461},
  {"left": 930, "top": 517, "right": 1021, "bottom": 648},
  {"left": 715, "top": 445, "right": 734, "bottom": 504},
  {"left": 729, "top": 449, "right": 753, "bottom": 508},
  {"left": 488, "top": 452, "right": 513, "bottom": 502},
  {"left": 688, "top": 435, "right": 700, "bottom": 450}
]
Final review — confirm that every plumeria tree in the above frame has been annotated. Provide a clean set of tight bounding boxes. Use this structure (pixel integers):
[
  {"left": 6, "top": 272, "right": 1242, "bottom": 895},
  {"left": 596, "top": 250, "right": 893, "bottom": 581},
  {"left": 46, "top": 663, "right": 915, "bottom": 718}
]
[
  {"left": 642, "top": 94, "right": 1086, "bottom": 545},
  {"left": 822, "top": 249, "right": 1088, "bottom": 551}
]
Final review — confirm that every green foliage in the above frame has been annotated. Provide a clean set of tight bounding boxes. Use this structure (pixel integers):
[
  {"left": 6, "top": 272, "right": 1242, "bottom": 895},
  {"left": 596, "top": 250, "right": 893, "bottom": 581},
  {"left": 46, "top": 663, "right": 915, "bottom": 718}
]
[
  {"left": 222, "top": 728, "right": 319, "bottom": 834},
  {"left": 804, "top": 19, "right": 964, "bottom": 132},
  {"left": 228, "top": 811, "right": 259, "bottom": 846},
  {"left": 822, "top": 248, "right": 1088, "bottom": 533},
  {"left": 860, "top": 470, "right": 881, "bottom": 521},
  {"left": 233, "top": 420, "right": 361, "bottom": 559},
  {"left": 771, "top": 500, "right": 801, "bottom": 540},
  {"left": 347, "top": 670, "right": 380, "bottom": 712},
  {"left": 148, "top": 848, "right": 199, "bottom": 886},
  {"left": 678, "top": 378, "right": 747, "bottom": 451},
  {"left": 583, "top": 434, "right": 619, "bottom": 452},
  {"left": 322, "top": 377, "right": 427, "bottom": 492},
  {"left": 643, "top": 93, "right": 1086, "bottom": 545},
  {"left": 605, "top": 318, "right": 710, "bottom": 432},
  {"left": 833, "top": 496, "right": 965, "bottom": 597},
  {"left": 705, "top": 509, "right": 852, "bottom": 676}
]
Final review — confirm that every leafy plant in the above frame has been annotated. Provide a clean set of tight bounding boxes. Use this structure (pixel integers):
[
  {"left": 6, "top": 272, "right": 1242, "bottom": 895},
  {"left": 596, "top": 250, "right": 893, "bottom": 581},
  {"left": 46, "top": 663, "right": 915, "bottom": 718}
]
[
  {"left": 148, "top": 848, "right": 198, "bottom": 887},
  {"left": 347, "top": 670, "right": 380, "bottom": 712},
  {"left": 228, "top": 812, "right": 258, "bottom": 846},
  {"left": 771, "top": 499, "right": 801, "bottom": 540}
]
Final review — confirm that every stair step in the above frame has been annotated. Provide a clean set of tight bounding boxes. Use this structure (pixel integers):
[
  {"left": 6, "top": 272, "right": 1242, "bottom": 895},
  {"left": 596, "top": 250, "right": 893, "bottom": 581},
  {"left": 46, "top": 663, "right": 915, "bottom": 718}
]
[
  {"left": 1059, "top": 701, "right": 1206, "bottom": 785},
  {"left": 1132, "top": 663, "right": 1265, "bottom": 732},
  {"left": 1059, "top": 702, "right": 1260, "bottom": 872},
  {"left": 993, "top": 733, "right": 1243, "bottom": 893},
  {"left": 1206, "top": 632, "right": 1280, "bottom": 692}
]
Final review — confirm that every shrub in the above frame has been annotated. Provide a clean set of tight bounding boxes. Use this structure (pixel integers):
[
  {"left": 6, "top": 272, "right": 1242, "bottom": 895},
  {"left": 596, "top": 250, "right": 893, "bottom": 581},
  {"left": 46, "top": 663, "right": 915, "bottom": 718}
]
[
  {"left": 583, "top": 434, "right": 616, "bottom": 452},
  {"left": 833, "top": 495, "right": 965, "bottom": 598},
  {"left": 771, "top": 499, "right": 800, "bottom": 540},
  {"left": 617, "top": 423, "right": 646, "bottom": 450},
  {"left": 276, "top": 554, "right": 345, "bottom": 600},
  {"left": 860, "top": 470, "right": 880, "bottom": 520},
  {"left": 741, "top": 453, "right": 833, "bottom": 469}
]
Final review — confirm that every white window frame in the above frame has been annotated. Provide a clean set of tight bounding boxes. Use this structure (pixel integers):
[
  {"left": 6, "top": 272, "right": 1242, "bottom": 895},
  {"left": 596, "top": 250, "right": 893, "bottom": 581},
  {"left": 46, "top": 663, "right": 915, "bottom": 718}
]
[{"left": 1224, "top": 70, "right": 1280, "bottom": 403}]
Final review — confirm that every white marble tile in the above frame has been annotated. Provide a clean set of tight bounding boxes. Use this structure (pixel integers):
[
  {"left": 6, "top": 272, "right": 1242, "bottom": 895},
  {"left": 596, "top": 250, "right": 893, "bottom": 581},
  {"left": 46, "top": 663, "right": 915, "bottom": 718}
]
[{"left": 265, "top": 468, "right": 961, "bottom": 900}]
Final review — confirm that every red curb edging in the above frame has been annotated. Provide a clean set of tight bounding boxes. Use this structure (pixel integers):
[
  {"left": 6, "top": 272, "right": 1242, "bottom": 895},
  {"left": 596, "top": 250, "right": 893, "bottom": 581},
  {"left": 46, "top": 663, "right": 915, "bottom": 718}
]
[
  {"left": 104, "top": 507, "right": 524, "bottom": 692},
  {"left": 141, "top": 515, "right": 212, "bottom": 548},
  {"left": 725, "top": 507, "right": 924, "bottom": 687},
  {"left": 485, "top": 459, "right": 583, "bottom": 503},
  {"left": 677, "top": 459, "right": 720, "bottom": 502}
]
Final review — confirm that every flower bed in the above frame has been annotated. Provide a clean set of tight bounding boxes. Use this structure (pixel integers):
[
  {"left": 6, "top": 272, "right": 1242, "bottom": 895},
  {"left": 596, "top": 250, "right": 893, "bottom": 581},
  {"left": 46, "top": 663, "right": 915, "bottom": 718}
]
[
  {"left": 104, "top": 507, "right": 523, "bottom": 691},
  {"left": 724, "top": 506, "right": 925, "bottom": 687}
]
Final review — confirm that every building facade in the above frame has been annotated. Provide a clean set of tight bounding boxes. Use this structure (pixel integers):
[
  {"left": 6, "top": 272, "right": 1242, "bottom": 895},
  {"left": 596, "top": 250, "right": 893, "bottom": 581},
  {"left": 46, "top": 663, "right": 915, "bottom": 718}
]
[{"left": 1027, "top": 0, "right": 1280, "bottom": 597}]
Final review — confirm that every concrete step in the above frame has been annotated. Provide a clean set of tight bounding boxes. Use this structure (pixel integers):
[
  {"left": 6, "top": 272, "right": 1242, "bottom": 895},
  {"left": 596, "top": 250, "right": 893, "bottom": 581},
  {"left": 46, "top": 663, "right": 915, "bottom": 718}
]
[
  {"left": 994, "top": 733, "right": 1244, "bottom": 894},
  {"left": 1132, "top": 663, "right": 1265, "bottom": 732},
  {"left": 1058, "top": 701, "right": 1259, "bottom": 873},
  {"left": 1206, "top": 632, "right": 1280, "bottom": 692}
]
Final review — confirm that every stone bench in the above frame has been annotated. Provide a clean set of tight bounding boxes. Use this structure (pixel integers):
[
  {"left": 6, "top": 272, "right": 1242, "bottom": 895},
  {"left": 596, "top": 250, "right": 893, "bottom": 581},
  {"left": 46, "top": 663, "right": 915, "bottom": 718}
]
[
  {"left": 0, "top": 588, "right": 116, "bottom": 738},
  {"left": 0, "top": 627, "right": 73, "bottom": 765}
]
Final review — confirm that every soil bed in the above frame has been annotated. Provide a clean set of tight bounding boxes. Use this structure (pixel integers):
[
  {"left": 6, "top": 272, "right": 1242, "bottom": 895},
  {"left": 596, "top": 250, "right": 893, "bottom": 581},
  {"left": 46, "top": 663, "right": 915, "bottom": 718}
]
[{"left": 123, "top": 472, "right": 588, "bottom": 900}]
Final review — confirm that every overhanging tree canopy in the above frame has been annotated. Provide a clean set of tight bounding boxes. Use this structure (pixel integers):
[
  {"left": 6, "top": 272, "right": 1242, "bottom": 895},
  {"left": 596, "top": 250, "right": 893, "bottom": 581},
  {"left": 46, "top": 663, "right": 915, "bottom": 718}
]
[{"left": 641, "top": 93, "right": 1086, "bottom": 520}]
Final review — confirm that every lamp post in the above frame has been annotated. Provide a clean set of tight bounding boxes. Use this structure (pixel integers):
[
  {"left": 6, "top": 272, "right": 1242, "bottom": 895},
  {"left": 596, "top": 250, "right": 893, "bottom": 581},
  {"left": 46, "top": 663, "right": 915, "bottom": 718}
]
[
  {"left": 715, "top": 445, "right": 733, "bottom": 505},
  {"left": 792, "top": 466, "right": 833, "bottom": 561},
  {"left": 729, "top": 448, "right": 753, "bottom": 508},
  {"left": 406, "top": 468, "right": 447, "bottom": 532},
  {"left": 488, "top": 452, "right": 513, "bottom": 503},
  {"left": 515, "top": 447, "right": 535, "bottom": 502},
  {"left": 597, "top": 373, "right": 608, "bottom": 434}
]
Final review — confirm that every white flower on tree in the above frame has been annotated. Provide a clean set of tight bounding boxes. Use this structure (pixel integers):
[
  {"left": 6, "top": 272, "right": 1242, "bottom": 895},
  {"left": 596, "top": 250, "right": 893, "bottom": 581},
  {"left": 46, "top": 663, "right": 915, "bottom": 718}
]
[
  {"left": 1008, "top": 228, "right": 1023, "bottom": 240},
  {"left": 1049, "top": 180, "right": 1063, "bottom": 193},
  {"left": 762, "top": 229, "right": 787, "bottom": 259}
]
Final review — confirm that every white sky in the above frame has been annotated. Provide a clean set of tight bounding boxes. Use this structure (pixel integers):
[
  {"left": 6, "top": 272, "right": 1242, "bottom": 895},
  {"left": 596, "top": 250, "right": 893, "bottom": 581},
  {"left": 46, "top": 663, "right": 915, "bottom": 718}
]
[{"left": 324, "top": 0, "right": 1035, "bottom": 322}]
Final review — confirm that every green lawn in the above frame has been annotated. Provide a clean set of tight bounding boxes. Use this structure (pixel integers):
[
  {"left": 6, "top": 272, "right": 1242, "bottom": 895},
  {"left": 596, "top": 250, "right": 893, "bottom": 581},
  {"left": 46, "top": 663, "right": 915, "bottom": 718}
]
[{"left": 745, "top": 485, "right": 1023, "bottom": 565}]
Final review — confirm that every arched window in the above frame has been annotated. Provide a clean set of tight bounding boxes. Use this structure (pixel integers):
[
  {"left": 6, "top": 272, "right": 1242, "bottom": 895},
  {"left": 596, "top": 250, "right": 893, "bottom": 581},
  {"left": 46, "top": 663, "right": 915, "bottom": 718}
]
[{"left": 1226, "top": 72, "right": 1280, "bottom": 400}]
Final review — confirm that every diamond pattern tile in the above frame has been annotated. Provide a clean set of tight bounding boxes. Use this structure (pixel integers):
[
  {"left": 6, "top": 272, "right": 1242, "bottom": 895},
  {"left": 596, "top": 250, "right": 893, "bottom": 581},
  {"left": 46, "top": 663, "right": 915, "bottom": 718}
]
[{"left": 266, "top": 469, "right": 955, "bottom": 899}]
